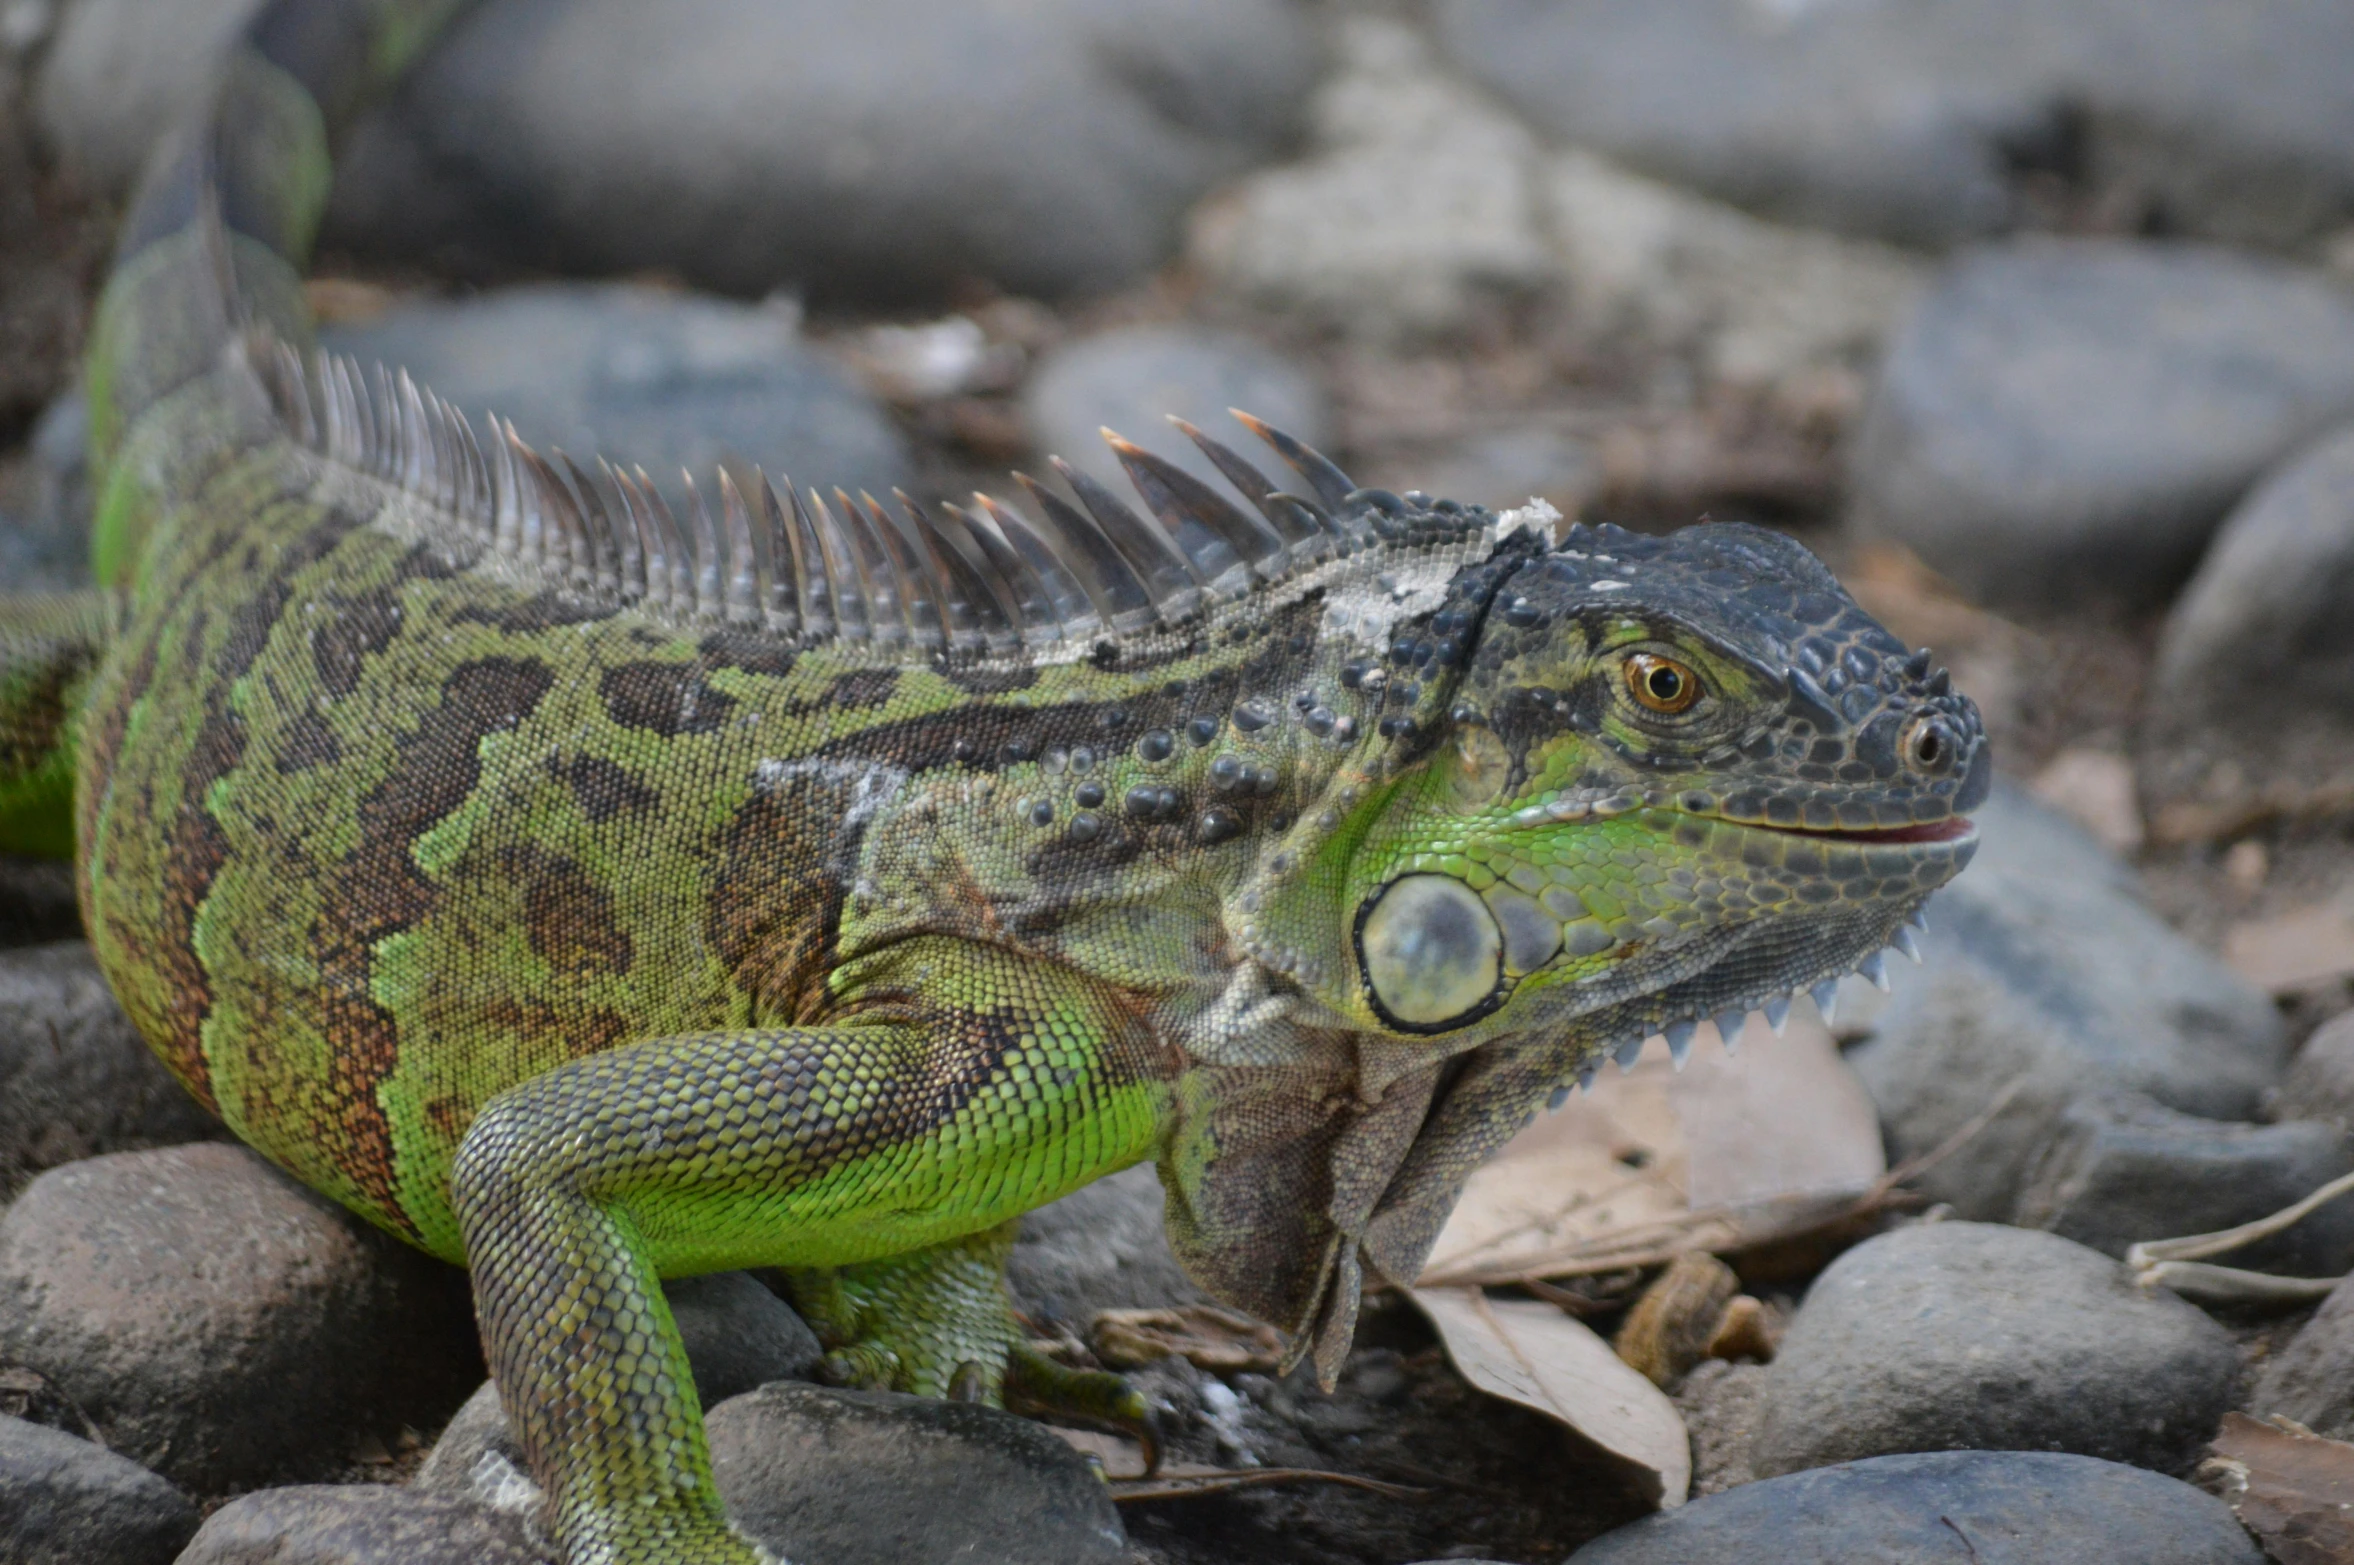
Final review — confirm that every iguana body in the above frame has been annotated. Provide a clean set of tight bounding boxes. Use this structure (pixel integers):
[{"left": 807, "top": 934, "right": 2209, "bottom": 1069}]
[{"left": 0, "top": 2, "right": 1988, "bottom": 1561}]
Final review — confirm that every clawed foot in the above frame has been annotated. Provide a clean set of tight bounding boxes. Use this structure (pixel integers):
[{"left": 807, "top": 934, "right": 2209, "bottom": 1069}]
[
  {"left": 780, "top": 1223, "right": 1161, "bottom": 1474},
  {"left": 1004, "top": 1341, "right": 1161, "bottom": 1475}
]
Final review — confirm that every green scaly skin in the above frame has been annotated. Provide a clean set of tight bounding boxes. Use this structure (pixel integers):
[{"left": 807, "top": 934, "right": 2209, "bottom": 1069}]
[{"left": 0, "top": 2, "right": 1990, "bottom": 1560}]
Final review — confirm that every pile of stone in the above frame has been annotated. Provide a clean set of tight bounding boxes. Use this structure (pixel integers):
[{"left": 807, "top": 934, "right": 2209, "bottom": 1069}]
[{"left": 7, "top": 0, "right": 2354, "bottom": 1560}]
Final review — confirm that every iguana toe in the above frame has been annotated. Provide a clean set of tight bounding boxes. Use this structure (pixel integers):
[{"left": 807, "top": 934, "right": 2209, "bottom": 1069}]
[{"left": 1006, "top": 1342, "right": 1163, "bottom": 1476}]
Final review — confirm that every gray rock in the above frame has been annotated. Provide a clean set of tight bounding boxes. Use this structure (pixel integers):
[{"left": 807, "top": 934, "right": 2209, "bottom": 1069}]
[
  {"left": 0, "top": 942, "right": 222, "bottom": 1201},
  {"left": 2277, "top": 1010, "right": 2354, "bottom": 1130},
  {"left": 1750, "top": 1222, "right": 2238, "bottom": 1478},
  {"left": 0, "top": 1143, "right": 481, "bottom": 1493},
  {"left": 1846, "top": 784, "right": 2289, "bottom": 1223},
  {"left": 2139, "top": 424, "right": 2354, "bottom": 833},
  {"left": 1566, "top": 1449, "right": 2262, "bottom": 1564},
  {"left": 29, "top": 0, "right": 255, "bottom": 191},
  {"left": 1849, "top": 241, "right": 2354, "bottom": 612},
  {"left": 317, "top": 284, "right": 911, "bottom": 510},
  {"left": 1006, "top": 1162, "right": 1205, "bottom": 1328},
  {"left": 665, "top": 1271, "right": 822, "bottom": 1407},
  {"left": 0, "top": 858, "right": 82, "bottom": 949},
  {"left": 315, "top": 0, "right": 1317, "bottom": 303},
  {"left": 0, "top": 1413, "right": 198, "bottom": 1565},
  {"left": 1436, "top": 0, "right": 2354, "bottom": 253},
  {"left": 410, "top": 1380, "right": 524, "bottom": 1505},
  {"left": 2013, "top": 1093, "right": 2354, "bottom": 1272},
  {"left": 1021, "top": 325, "right": 1328, "bottom": 506},
  {"left": 0, "top": 393, "right": 93, "bottom": 593},
  {"left": 176, "top": 1485, "right": 546, "bottom": 1565},
  {"left": 706, "top": 1382, "right": 1127, "bottom": 1565},
  {"left": 2250, "top": 1269, "right": 2354, "bottom": 1438},
  {"left": 1539, "top": 146, "right": 1927, "bottom": 393}
]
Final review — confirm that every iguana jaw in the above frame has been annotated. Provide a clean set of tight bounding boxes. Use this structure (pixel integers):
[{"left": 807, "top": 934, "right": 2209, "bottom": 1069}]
[{"left": 1326, "top": 798, "right": 1978, "bottom": 1042}]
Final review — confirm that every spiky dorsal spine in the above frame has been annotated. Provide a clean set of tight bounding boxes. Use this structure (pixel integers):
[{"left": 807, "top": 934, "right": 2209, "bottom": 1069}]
[{"left": 250, "top": 330, "right": 1510, "bottom": 664}]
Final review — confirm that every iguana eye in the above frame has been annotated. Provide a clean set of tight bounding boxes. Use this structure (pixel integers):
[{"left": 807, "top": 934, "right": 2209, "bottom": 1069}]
[
  {"left": 1625, "top": 653, "right": 1701, "bottom": 714},
  {"left": 1358, "top": 875, "right": 1503, "bottom": 1031}
]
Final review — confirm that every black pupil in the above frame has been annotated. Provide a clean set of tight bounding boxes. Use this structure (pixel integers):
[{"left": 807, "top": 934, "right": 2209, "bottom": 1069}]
[
  {"left": 1647, "top": 666, "right": 1682, "bottom": 701},
  {"left": 1916, "top": 728, "right": 1943, "bottom": 762}
]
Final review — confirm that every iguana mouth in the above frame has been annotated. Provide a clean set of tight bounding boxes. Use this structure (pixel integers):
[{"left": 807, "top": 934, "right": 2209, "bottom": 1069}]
[{"left": 1744, "top": 816, "right": 1977, "bottom": 846}]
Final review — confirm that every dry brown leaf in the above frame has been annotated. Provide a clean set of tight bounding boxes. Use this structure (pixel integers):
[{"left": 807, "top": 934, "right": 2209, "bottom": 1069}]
[
  {"left": 302, "top": 276, "right": 398, "bottom": 324},
  {"left": 1419, "top": 1016, "right": 1884, "bottom": 1286},
  {"left": 1702, "top": 1294, "right": 1780, "bottom": 1362},
  {"left": 2205, "top": 1412, "right": 2354, "bottom": 1564},
  {"left": 1612, "top": 1251, "right": 1739, "bottom": 1387},
  {"left": 1089, "top": 1305, "right": 1286, "bottom": 1373},
  {"left": 1410, "top": 1285, "right": 1690, "bottom": 1508},
  {"left": 1676, "top": 1013, "right": 1884, "bottom": 1210},
  {"left": 2225, "top": 905, "right": 2354, "bottom": 995}
]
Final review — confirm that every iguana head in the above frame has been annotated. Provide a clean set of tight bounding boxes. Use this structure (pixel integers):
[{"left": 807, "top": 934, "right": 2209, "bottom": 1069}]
[
  {"left": 1320, "top": 514, "right": 1987, "bottom": 1059},
  {"left": 1178, "top": 498, "right": 1990, "bottom": 1375}
]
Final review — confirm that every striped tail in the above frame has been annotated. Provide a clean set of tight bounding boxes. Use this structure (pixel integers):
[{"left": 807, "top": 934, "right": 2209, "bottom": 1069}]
[{"left": 80, "top": 0, "right": 471, "bottom": 587}]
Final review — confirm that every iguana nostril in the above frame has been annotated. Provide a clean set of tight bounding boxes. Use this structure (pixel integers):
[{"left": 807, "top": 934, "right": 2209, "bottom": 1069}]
[
  {"left": 1360, "top": 875, "right": 1504, "bottom": 1028},
  {"left": 1902, "top": 714, "right": 1961, "bottom": 777}
]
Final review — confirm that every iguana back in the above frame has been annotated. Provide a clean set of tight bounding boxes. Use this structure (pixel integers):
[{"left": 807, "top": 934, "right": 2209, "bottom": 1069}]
[{"left": 64, "top": 0, "right": 1443, "bottom": 1262}]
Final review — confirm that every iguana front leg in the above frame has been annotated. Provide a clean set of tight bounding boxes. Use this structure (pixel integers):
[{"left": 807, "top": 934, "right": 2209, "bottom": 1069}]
[{"left": 449, "top": 937, "right": 1169, "bottom": 1565}]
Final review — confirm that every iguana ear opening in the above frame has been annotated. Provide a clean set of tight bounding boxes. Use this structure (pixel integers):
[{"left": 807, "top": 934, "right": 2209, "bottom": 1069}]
[{"left": 1356, "top": 874, "right": 1504, "bottom": 1032}]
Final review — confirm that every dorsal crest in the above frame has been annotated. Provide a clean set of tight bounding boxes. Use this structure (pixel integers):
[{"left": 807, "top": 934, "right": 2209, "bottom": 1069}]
[{"left": 248, "top": 332, "right": 1517, "bottom": 666}]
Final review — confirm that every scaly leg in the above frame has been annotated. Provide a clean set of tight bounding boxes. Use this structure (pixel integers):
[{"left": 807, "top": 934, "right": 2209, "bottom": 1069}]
[
  {"left": 0, "top": 589, "right": 121, "bottom": 858},
  {"left": 449, "top": 938, "right": 1169, "bottom": 1565}
]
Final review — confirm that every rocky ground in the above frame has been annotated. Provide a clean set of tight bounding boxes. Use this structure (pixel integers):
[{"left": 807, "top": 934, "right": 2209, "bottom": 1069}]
[{"left": 8, "top": 1, "right": 2354, "bottom": 1562}]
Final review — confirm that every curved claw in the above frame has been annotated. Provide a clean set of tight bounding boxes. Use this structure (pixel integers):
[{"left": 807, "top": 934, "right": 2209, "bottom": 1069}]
[
  {"left": 947, "top": 1360, "right": 991, "bottom": 1404},
  {"left": 1004, "top": 1342, "right": 1163, "bottom": 1476},
  {"left": 815, "top": 1342, "right": 904, "bottom": 1392}
]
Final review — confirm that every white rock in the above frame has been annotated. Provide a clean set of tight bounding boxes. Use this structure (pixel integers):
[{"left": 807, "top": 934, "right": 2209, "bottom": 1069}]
[
  {"left": 1541, "top": 148, "right": 1926, "bottom": 390},
  {"left": 1191, "top": 16, "right": 1923, "bottom": 385},
  {"left": 1187, "top": 17, "right": 1553, "bottom": 344}
]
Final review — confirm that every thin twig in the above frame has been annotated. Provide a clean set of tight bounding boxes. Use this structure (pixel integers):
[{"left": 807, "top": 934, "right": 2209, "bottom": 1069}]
[
  {"left": 2134, "top": 1261, "right": 2340, "bottom": 1307},
  {"left": 2129, "top": 1167, "right": 2354, "bottom": 1271},
  {"left": 1110, "top": 1467, "right": 1430, "bottom": 1504}
]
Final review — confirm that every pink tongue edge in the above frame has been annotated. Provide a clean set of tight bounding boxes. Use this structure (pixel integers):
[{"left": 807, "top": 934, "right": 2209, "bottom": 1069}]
[
  {"left": 1761, "top": 814, "right": 1977, "bottom": 845},
  {"left": 1851, "top": 815, "right": 1976, "bottom": 845}
]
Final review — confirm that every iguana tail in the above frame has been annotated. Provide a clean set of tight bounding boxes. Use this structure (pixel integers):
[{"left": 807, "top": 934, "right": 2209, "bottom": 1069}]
[
  {"left": 81, "top": 0, "right": 472, "bottom": 589},
  {"left": 0, "top": 0, "right": 468, "bottom": 861}
]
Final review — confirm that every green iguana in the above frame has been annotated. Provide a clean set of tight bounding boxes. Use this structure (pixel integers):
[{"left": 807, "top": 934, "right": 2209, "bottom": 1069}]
[{"left": 0, "top": 2, "right": 1987, "bottom": 1560}]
